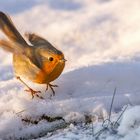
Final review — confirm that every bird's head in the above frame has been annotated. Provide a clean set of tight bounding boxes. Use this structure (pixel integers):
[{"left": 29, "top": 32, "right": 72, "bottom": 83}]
[{"left": 35, "top": 44, "right": 66, "bottom": 77}]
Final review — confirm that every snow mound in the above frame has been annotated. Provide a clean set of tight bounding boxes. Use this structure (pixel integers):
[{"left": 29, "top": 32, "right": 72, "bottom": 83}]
[
  {"left": 118, "top": 106, "right": 140, "bottom": 137},
  {"left": 0, "top": 0, "right": 140, "bottom": 139},
  {"left": 0, "top": 61, "right": 140, "bottom": 139},
  {"left": 44, "top": 106, "right": 140, "bottom": 140}
]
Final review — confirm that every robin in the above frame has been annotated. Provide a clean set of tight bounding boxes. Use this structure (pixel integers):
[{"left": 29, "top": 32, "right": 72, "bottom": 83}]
[{"left": 0, "top": 12, "right": 66, "bottom": 99}]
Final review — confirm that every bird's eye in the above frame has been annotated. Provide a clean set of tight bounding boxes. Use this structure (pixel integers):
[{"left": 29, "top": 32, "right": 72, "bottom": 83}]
[{"left": 48, "top": 57, "right": 53, "bottom": 61}]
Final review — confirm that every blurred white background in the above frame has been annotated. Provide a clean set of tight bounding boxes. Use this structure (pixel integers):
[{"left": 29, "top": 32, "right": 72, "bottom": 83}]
[{"left": 1, "top": 0, "right": 140, "bottom": 71}]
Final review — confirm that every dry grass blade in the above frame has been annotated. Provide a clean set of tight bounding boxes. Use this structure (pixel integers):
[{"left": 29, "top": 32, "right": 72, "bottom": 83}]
[
  {"left": 108, "top": 87, "right": 117, "bottom": 121},
  {"left": 113, "top": 105, "right": 128, "bottom": 128}
]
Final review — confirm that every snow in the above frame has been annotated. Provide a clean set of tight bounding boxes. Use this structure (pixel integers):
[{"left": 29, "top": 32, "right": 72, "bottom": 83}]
[
  {"left": 41, "top": 106, "right": 140, "bottom": 140},
  {"left": 118, "top": 106, "right": 140, "bottom": 136},
  {"left": 0, "top": 0, "right": 140, "bottom": 139}
]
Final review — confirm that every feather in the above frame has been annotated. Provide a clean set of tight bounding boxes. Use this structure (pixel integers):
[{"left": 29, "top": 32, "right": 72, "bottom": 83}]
[
  {"left": 25, "top": 33, "right": 48, "bottom": 45},
  {"left": 0, "top": 39, "right": 14, "bottom": 53},
  {"left": 0, "top": 39, "right": 26, "bottom": 54},
  {"left": 0, "top": 11, "right": 27, "bottom": 46}
]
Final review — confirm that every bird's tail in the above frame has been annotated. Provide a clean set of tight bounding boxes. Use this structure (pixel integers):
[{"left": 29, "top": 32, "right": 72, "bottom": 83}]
[{"left": 0, "top": 12, "right": 28, "bottom": 53}]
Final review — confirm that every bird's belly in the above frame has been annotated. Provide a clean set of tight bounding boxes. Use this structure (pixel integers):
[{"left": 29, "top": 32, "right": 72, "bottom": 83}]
[{"left": 13, "top": 54, "right": 45, "bottom": 83}]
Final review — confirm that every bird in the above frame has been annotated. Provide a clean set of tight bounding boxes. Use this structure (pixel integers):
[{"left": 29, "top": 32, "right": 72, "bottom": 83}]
[{"left": 0, "top": 12, "right": 66, "bottom": 99}]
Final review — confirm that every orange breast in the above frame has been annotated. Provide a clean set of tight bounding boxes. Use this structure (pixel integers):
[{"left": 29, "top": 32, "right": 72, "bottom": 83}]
[
  {"left": 46, "top": 61, "right": 65, "bottom": 82},
  {"left": 33, "top": 70, "right": 47, "bottom": 84},
  {"left": 34, "top": 61, "right": 65, "bottom": 84}
]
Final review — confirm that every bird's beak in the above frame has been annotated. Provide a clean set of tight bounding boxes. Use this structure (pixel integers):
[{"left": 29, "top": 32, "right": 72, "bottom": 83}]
[{"left": 60, "top": 58, "right": 67, "bottom": 62}]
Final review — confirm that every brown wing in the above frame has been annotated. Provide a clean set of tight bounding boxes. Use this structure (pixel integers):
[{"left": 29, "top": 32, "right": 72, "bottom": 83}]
[
  {"left": 25, "top": 33, "right": 48, "bottom": 46},
  {"left": 0, "top": 12, "right": 28, "bottom": 46},
  {"left": 0, "top": 39, "right": 14, "bottom": 53},
  {"left": 0, "top": 39, "right": 26, "bottom": 54}
]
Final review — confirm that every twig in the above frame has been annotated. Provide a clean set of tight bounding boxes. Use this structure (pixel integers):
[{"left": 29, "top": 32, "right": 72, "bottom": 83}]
[{"left": 21, "top": 114, "right": 65, "bottom": 124}]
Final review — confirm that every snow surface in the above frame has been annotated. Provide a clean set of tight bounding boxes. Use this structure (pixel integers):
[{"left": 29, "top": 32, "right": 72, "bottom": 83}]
[{"left": 0, "top": 0, "right": 140, "bottom": 139}]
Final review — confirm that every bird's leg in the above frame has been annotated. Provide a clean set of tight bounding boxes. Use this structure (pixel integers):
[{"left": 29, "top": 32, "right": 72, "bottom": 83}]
[
  {"left": 16, "top": 76, "right": 43, "bottom": 99},
  {"left": 46, "top": 83, "right": 58, "bottom": 96}
]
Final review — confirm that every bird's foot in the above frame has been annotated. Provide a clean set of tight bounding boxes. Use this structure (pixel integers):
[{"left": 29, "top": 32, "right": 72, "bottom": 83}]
[
  {"left": 16, "top": 76, "right": 44, "bottom": 99},
  {"left": 25, "top": 88, "right": 44, "bottom": 99},
  {"left": 46, "top": 83, "right": 58, "bottom": 96}
]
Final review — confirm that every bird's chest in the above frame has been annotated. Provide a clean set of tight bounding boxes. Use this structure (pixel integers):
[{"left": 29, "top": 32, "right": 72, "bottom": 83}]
[{"left": 35, "top": 61, "right": 65, "bottom": 83}]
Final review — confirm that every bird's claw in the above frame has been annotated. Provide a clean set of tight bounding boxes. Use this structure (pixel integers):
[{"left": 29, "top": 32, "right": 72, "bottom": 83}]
[
  {"left": 25, "top": 88, "right": 44, "bottom": 99},
  {"left": 46, "top": 83, "right": 58, "bottom": 96}
]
